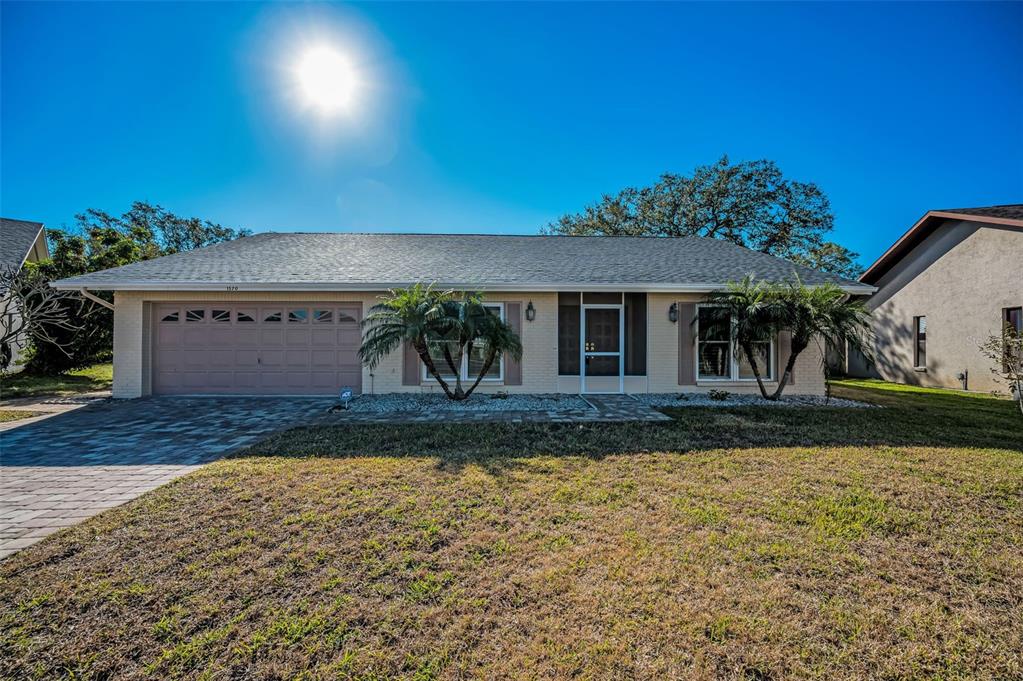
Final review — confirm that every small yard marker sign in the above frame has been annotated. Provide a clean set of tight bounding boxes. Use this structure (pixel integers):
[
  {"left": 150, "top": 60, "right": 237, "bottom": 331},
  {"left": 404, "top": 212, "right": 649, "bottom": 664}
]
[{"left": 339, "top": 386, "right": 354, "bottom": 410}]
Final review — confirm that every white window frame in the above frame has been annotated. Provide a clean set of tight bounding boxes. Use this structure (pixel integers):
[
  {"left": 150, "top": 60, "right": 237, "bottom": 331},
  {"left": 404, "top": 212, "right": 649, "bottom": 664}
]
[
  {"left": 695, "top": 304, "right": 775, "bottom": 382},
  {"left": 422, "top": 302, "right": 505, "bottom": 383}
]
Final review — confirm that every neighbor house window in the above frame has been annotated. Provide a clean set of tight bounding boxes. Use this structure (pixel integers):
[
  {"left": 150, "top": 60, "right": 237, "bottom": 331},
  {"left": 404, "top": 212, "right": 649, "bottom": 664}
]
[
  {"left": 1003, "top": 307, "right": 1022, "bottom": 373},
  {"left": 696, "top": 306, "right": 774, "bottom": 381},
  {"left": 913, "top": 316, "right": 927, "bottom": 369},
  {"left": 423, "top": 304, "right": 504, "bottom": 382}
]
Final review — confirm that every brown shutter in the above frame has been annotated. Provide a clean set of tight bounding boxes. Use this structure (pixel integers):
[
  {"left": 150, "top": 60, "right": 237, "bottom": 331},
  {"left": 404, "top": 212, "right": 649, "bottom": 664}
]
[
  {"left": 678, "top": 303, "right": 696, "bottom": 385},
  {"left": 402, "top": 342, "right": 421, "bottom": 386},
  {"left": 505, "top": 302, "right": 523, "bottom": 385},
  {"left": 777, "top": 330, "right": 795, "bottom": 385}
]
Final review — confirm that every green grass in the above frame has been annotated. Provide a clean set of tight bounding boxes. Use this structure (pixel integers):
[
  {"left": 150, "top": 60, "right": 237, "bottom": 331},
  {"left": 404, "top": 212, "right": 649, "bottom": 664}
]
[
  {"left": 0, "top": 363, "right": 112, "bottom": 399},
  {"left": 1, "top": 380, "right": 1021, "bottom": 680},
  {"left": 0, "top": 410, "right": 45, "bottom": 423}
]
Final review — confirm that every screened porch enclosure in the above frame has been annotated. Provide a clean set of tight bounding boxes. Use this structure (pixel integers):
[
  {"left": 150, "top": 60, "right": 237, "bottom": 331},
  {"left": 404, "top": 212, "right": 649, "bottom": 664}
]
[{"left": 557, "top": 292, "right": 647, "bottom": 393}]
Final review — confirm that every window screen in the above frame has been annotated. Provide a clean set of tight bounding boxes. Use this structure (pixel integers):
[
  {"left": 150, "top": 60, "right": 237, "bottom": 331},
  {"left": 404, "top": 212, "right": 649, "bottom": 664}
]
[
  {"left": 624, "top": 292, "right": 646, "bottom": 376},
  {"left": 558, "top": 292, "right": 580, "bottom": 375}
]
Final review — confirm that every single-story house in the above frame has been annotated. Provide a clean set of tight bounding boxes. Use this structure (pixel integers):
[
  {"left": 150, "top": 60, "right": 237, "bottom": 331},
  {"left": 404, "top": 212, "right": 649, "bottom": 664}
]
[
  {"left": 847, "top": 204, "right": 1022, "bottom": 393},
  {"left": 1, "top": 217, "right": 50, "bottom": 372},
  {"left": 52, "top": 233, "right": 873, "bottom": 399}
]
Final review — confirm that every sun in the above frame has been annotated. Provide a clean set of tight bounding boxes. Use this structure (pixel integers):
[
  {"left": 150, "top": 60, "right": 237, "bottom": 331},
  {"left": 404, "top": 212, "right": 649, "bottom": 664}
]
[{"left": 294, "top": 45, "right": 357, "bottom": 115}]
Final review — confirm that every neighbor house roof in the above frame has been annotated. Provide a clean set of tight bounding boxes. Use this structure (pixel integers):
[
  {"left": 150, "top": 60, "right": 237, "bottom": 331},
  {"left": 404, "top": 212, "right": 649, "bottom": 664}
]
[
  {"left": 860, "top": 204, "right": 1023, "bottom": 285},
  {"left": 51, "top": 232, "right": 874, "bottom": 293},
  {"left": 0, "top": 218, "right": 47, "bottom": 270}
]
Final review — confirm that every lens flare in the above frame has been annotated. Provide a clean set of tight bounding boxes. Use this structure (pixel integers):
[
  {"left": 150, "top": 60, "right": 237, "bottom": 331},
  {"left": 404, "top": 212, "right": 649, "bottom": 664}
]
[{"left": 294, "top": 45, "right": 357, "bottom": 115}]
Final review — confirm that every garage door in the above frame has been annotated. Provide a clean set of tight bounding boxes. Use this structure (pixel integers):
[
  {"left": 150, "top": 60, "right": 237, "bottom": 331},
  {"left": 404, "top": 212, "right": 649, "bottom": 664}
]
[{"left": 153, "top": 303, "right": 362, "bottom": 395}]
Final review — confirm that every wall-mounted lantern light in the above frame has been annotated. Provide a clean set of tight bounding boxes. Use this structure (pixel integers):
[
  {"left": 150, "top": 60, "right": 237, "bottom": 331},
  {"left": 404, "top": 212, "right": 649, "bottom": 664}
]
[
  {"left": 668, "top": 302, "right": 679, "bottom": 324},
  {"left": 525, "top": 301, "right": 536, "bottom": 322}
]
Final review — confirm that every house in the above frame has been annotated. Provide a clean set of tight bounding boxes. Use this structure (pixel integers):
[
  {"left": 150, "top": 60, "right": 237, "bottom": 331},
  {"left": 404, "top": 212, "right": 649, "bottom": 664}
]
[
  {"left": 0, "top": 217, "right": 50, "bottom": 372},
  {"left": 51, "top": 233, "right": 873, "bottom": 399},
  {"left": 850, "top": 205, "right": 1023, "bottom": 393}
]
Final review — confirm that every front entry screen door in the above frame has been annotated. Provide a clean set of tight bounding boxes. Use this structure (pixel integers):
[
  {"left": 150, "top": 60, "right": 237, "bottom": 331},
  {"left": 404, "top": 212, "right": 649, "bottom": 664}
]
[{"left": 582, "top": 306, "right": 623, "bottom": 393}]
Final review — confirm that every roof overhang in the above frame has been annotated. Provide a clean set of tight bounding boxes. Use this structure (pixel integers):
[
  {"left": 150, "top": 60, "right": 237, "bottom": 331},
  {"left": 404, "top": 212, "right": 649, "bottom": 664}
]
[
  {"left": 860, "top": 210, "right": 1023, "bottom": 285},
  {"left": 54, "top": 280, "right": 876, "bottom": 295}
]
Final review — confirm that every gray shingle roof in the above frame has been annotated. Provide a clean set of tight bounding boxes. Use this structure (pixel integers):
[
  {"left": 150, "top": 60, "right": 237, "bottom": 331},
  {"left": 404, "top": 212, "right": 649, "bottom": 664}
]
[
  {"left": 937, "top": 204, "right": 1023, "bottom": 221},
  {"left": 52, "top": 232, "right": 872, "bottom": 291},
  {"left": 0, "top": 218, "right": 45, "bottom": 270}
]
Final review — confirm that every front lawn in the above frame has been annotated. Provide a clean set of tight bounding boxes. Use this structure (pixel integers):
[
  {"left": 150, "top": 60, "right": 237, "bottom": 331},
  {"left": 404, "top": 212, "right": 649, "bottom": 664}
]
[
  {"left": 0, "top": 363, "right": 113, "bottom": 399},
  {"left": 1, "top": 381, "right": 1021, "bottom": 679},
  {"left": 0, "top": 410, "right": 44, "bottom": 423}
]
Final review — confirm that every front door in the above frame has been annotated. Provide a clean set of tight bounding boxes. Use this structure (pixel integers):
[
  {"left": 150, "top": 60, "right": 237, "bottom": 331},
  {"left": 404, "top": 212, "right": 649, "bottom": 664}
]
[{"left": 581, "top": 305, "right": 623, "bottom": 393}]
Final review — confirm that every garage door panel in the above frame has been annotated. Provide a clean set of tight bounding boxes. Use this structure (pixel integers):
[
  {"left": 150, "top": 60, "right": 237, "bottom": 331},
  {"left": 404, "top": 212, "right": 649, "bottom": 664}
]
[
  {"left": 311, "top": 328, "right": 335, "bottom": 346},
  {"left": 209, "top": 327, "right": 235, "bottom": 346},
  {"left": 209, "top": 349, "right": 234, "bottom": 366},
  {"left": 260, "top": 349, "right": 284, "bottom": 368},
  {"left": 237, "top": 349, "right": 260, "bottom": 367},
  {"left": 153, "top": 302, "right": 362, "bottom": 395},
  {"left": 236, "top": 329, "right": 260, "bottom": 346},
  {"left": 260, "top": 329, "right": 284, "bottom": 345},
  {"left": 235, "top": 372, "right": 260, "bottom": 389}
]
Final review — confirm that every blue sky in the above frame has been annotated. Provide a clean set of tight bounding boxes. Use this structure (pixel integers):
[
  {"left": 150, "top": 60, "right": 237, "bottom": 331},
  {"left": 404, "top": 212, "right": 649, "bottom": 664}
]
[{"left": 2, "top": 2, "right": 1021, "bottom": 268}]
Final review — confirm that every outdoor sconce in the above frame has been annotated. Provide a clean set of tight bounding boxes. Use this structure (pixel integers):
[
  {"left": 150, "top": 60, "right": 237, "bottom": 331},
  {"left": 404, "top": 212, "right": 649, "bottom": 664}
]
[
  {"left": 668, "top": 302, "right": 679, "bottom": 324},
  {"left": 525, "top": 301, "right": 536, "bottom": 322}
]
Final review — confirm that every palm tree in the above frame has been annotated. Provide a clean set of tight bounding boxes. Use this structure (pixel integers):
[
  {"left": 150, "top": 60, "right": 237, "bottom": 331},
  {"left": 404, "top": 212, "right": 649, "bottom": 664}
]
[
  {"left": 359, "top": 285, "right": 522, "bottom": 401},
  {"left": 705, "top": 275, "right": 780, "bottom": 399},
  {"left": 769, "top": 276, "right": 873, "bottom": 400}
]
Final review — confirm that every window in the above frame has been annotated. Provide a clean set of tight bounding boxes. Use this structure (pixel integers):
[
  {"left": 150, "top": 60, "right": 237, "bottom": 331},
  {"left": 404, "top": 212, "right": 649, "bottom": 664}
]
[
  {"left": 160, "top": 311, "right": 179, "bottom": 323},
  {"left": 558, "top": 292, "right": 581, "bottom": 375},
  {"left": 424, "top": 304, "right": 504, "bottom": 381},
  {"left": 236, "top": 310, "right": 255, "bottom": 323},
  {"left": 913, "top": 316, "right": 927, "bottom": 369},
  {"left": 211, "top": 309, "right": 230, "bottom": 323},
  {"left": 337, "top": 311, "right": 357, "bottom": 323},
  {"left": 1005, "top": 307, "right": 1022, "bottom": 334},
  {"left": 185, "top": 309, "right": 205, "bottom": 323},
  {"left": 697, "top": 306, "right": 774, "bottom": 381},
  {"left": 288, "top": 309, "right": 308, "bottom": 323},
  {"left": 1003, "top": 307, "right": 1022, "bottom": 373},
  {"left": 263, "top": 311, "right": 282, "bottom": 323},
  {"left": 624, "top": 292, "right": 647, "bottom": 376},
  {"left": 313, "top": 309, "right": 333, "bottom": 324}
]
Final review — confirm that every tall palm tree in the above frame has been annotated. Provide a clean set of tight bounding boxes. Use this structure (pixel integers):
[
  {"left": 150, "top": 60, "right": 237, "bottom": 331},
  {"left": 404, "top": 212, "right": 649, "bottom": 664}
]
[
  {"left": 769, "top": 276, "right": 873, "bottom": 400},
  {"left": 359, "top": 285, "right": 522, "bottom": 401}
]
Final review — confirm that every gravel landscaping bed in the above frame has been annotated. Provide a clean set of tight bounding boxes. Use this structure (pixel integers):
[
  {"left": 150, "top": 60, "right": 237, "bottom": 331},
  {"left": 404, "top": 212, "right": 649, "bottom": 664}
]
[
  {"left": 344, "top": 392, "right": 590, "bottom": 413},
  {"left": 634, "top": 392, "right": 876, "bottom": 408}
]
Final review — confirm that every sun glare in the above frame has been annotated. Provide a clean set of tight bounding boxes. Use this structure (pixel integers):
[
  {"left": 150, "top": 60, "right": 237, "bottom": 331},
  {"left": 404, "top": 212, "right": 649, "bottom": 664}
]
[{"left": 295, "top": 45, "right": 357, "bottom": 115}]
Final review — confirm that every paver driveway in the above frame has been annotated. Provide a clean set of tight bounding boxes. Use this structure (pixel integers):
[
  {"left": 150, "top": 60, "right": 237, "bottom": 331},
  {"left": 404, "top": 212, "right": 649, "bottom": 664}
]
[{"left": 0, "top": 397, "right": 327, "bottom": 559}]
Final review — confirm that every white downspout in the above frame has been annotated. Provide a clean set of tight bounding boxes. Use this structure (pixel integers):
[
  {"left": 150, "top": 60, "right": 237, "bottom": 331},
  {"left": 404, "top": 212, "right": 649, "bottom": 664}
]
[{"left": 78, "top": 288, "right": 114, "bottom": 311}]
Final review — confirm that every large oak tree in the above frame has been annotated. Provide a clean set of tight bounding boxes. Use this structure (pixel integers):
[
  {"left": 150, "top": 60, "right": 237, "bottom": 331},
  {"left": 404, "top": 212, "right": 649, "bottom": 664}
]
[{"left": 543, "top": 155, "right": 860, "bottom": 278}]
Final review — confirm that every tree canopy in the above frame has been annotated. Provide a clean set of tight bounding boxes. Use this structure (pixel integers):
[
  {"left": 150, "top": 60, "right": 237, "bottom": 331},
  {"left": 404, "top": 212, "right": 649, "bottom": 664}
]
[
  {"left": 543, "top": 155, "right": 861, "bottom": 278},
  {"left": 25, "top": 201, "right": 249, "bottom": 373}
]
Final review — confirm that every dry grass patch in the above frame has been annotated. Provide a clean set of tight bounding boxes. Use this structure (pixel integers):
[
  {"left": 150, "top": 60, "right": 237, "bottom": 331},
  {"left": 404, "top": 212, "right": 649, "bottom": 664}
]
[{"left": 2, "top": 444, "right": 1021, "bottom": 680}]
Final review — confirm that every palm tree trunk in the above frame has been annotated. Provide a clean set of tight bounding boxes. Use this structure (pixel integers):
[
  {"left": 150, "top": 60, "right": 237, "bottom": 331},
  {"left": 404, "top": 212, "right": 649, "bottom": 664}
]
[
  {"left": 441, "top": 343, "right": 466, "bottom": 400},
  {"left": 770, "top": 340, "right": 806, "bottom": 401},
  {"left": 740, "top": 341, "right": 772, "bottom": 400},
  {"left": 463, "top": 347, "right": 498, "bottom": 398},
  {"left": 414, "top": 340, "right": 458, "bottom": 399}
]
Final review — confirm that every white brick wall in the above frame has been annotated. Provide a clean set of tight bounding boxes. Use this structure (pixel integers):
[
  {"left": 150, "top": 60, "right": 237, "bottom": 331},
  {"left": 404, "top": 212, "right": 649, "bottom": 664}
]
[{"left": 111, "top": 289, "right": 825, "bottom": 398}]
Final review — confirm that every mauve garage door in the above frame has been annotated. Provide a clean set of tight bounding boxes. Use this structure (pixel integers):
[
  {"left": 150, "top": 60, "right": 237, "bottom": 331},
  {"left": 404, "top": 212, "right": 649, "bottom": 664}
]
[{"left": 153, "top": 303, "right": 362, "bottom": 395}]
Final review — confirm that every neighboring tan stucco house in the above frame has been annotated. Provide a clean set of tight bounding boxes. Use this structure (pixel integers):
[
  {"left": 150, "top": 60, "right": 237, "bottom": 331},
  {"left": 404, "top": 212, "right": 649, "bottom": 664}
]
[
  {"left": 0, "top": 217, "right": 50, "bottom": 372},
  {"left": 849, "top": 205, "right": 1023, "bottom": 394},
  {"left": 51, "top": 233, "right": 872, "bottom": 399}
]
